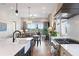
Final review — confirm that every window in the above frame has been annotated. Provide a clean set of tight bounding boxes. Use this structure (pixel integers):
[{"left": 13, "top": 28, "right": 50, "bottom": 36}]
[
  {"left": 27, "top": 22, "right": 43, "bottom": 29},
  {"left": 61, "top": 19, "right": 68, "bottom": 36}
]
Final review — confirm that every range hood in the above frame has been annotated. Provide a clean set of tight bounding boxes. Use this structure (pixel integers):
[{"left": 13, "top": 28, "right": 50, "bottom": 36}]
[{"left": 55, "top": 3, "right": 79, "bottom": 19}]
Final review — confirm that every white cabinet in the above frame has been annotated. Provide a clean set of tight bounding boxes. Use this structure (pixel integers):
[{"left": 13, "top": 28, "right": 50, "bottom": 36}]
[{"left": 60, "top": 46, "right": 72, "bottom": 56}]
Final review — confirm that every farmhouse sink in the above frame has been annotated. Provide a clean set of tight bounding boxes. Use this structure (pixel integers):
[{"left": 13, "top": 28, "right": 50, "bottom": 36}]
[
  {"left": 17, "top": 38, "right": 29, "bottom": 44},
  {"left": 6, "top": 38, "right": 29, "bottom": 45}
]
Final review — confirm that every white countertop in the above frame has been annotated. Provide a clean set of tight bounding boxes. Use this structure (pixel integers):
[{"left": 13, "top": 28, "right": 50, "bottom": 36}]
[
  {"left": 51, "top": 36, "right": 69, "bottom": 39},
  {"left": 0, "top": 37, "right": 33, "bottom": 56},
  {"left": 61, "top": 44, "right": 79, "bottom": 56}
]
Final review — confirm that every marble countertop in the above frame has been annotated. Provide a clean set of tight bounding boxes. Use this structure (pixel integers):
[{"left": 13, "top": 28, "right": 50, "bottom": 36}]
[
  {"left": 51, "top": 36, "right": 69, "bottom": 39},
  {"left": 0, "top": 37, "right": 33, "bottom": 56},
  {"left": 61, "top": 44, "right": 79, "bottom": 56}
]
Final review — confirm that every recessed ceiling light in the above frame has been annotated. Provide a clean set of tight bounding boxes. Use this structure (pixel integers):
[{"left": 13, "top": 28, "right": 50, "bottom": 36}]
[
  {"left": 42, "top": 11, "right": 46, "bottom": 14},
  {"left": 33, "top": 14, "right": 37, "bottom": 17},
  {"left": 30, "top": 14, "right": 33, "bottom": 17},
  {"left": 11, "top": 7, "right": 14, "bottom": 10},
  {"left": 30, "top": 14, "right": 38, "bottom": 17},
  {"left": 42, "top": 7, "right": 46, "bottom": 10}
]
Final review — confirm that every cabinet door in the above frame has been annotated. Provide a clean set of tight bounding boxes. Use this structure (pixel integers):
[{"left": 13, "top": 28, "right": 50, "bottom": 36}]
[
  {"left": 60, "top": 46, "right": 72, "bottom": 56},
  {"left": 15, "top": 47, "right": 25, "bottom": 56}
]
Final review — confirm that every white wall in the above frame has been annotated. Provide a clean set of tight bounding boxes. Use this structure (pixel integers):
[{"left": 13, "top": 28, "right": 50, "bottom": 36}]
[
  {"left": 16, "top": 19, "right": 21, "bottom": 30},
  {"left": 0, "top": 8, "right": 17, "bottom": 39},
  {"left": 67, "top": 15, "right": 79, "bottom": 41},
  {"left": 0, "top": 20, "right": 15, "bottom": 39}
]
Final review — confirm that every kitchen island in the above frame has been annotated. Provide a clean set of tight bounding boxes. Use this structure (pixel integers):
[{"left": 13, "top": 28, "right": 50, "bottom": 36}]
[{"left": 0, "top": 37, "right": 33, "bottom": 56}]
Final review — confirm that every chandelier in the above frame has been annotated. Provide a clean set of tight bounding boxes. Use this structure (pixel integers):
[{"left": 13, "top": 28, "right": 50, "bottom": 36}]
[{"left": 27, "top": 7, "right": 32, "bottom": 24}]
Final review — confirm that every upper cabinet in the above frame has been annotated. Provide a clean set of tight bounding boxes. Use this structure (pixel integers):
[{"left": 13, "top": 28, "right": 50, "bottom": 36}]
[{"left": 55, "top": 3, "right": 79, "bottom": 19}]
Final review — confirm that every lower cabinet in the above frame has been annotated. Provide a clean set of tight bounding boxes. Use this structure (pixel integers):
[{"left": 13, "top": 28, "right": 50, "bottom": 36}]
[
  {"left": 15, "top": 39, "right": 34, "bottom": 56},
  {"left": 24, "top": 47, "right": 31, "bottom": 56},
  {"left": 60, "top": 46, "right": 72, "bottom": 56},
  {"left": 15, "top": 46, "right": 31, "bottom": 56},
  {"left": 15, "top": 47, "right": 25, "bottom": 56}
]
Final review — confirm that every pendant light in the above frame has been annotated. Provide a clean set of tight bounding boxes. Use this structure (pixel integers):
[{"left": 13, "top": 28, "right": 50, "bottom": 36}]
[
  {"left": 15, "top": 3, "right": 18, "bottom": 16},
  {"left": 27, "top": 7, "right": 32, "bottom": 23},
  {"left": 28, "top": 7, "right": 30, "bottom": 20}
]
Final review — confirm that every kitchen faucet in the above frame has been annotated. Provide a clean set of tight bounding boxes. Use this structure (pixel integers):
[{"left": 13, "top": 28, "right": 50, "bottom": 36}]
[{"left": 13, "top": 30, "right": 21, "bottom": 42}]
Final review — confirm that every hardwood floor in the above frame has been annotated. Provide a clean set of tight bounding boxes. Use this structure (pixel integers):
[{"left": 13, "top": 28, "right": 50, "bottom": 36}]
[{"left": 31, "top": 39, "right": 52, "bottom": 56}]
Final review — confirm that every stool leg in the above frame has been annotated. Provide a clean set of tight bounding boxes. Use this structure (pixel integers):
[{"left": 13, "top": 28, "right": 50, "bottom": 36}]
[
  {"left": 40, "top": 40, "right": 41, "bottom": 45},
  {"left": 40, "top": 36, "right": 41, "bottom": 45},
  {"left": 37, "top": 40, "right": 38, "bottom": 47}
]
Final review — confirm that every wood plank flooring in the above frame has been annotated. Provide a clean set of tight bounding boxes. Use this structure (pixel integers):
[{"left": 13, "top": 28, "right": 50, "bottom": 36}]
[{"left": 31, "top": 40, "right": 52, "bottom": 56}]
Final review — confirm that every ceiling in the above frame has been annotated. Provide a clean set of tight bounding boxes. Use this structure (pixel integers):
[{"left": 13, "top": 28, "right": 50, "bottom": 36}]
[{"left": 0, "top": 3, "right": 58, "bottom": 21}]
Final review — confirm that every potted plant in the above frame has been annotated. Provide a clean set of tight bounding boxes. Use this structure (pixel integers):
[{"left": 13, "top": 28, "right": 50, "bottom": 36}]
[
  {"left": 50, "top": 31, "right": 58, "bottom": 37},
  {"left": 43, "top": 28, "right": 49, "bottom": 40}
]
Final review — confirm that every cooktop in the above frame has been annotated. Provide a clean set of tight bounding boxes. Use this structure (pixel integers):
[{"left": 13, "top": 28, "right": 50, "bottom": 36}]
[{"left": 54, "top": 38, "right": 79, "bottom": 44}]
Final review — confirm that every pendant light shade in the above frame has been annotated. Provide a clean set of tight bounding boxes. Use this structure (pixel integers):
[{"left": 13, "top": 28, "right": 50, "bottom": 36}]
[
  {"left": 15, "top": 9, "right": 18, "bottom": 13},
  {"left": 15, "top": 3, "right": 18, "bottom": 15}
]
